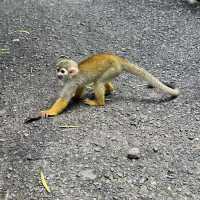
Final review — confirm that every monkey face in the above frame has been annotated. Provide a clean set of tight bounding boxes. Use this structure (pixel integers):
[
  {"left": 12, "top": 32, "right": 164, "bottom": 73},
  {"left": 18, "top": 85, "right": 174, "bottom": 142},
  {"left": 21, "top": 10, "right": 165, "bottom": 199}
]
[
  {"left": 56, "top": 58, "right": 79, "bottom": 81},
  {"left": 57, "top": 67, "right": 69, "bottom": 80}
]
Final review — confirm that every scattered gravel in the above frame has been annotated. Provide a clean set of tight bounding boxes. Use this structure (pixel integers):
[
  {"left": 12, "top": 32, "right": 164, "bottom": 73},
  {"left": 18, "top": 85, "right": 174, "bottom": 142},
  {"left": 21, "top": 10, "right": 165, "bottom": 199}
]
[
  {"left": 1, "top": 0, "right": 200, "bottom": 199},
  {"left": 78, "top": 169, "right": 97, "bottom": 180}
]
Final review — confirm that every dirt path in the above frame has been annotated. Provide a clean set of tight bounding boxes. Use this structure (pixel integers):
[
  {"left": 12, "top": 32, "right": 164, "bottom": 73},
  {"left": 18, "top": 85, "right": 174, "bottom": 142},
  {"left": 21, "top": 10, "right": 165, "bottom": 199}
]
[{"left": 0, "top": 0, "right": 200, "bottom": 199}]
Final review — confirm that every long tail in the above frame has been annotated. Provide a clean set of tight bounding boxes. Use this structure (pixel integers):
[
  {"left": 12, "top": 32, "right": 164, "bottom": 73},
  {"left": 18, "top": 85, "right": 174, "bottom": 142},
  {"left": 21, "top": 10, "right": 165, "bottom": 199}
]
[{"left": 123, "top": 62, "right": 180, "bottom": 96}]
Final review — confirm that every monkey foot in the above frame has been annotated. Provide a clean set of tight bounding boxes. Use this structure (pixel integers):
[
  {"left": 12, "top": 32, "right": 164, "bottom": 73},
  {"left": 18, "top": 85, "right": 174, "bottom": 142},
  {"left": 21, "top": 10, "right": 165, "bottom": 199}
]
[
  {"left": 105, "top": 83, "right": 114, "bottom": 95},
  {"left": 83, "top": 98, "right": 98, "bottom": 106},
  {"left": 82, "top": 98, "right": 104, "bottom": 106}
]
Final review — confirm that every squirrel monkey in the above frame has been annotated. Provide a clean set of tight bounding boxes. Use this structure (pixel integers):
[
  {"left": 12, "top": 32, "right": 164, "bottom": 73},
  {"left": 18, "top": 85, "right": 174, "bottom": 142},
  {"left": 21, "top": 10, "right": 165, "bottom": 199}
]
[{"left": 40, "top": 53, "right": 180, "bottom": 118}]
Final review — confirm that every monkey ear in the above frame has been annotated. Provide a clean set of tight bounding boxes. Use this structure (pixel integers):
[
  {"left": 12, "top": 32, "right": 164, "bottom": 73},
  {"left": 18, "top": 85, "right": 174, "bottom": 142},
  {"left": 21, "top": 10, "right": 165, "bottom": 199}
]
[{"left": 68, "top": 67, "right": 79, "bottom": 77}]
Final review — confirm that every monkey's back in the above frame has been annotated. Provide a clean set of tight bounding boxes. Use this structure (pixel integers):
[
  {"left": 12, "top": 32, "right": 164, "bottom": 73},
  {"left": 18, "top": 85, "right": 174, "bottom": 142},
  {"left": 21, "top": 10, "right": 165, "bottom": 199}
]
[{"left": 78, "top": 53, "right": 126, "bottom": 74}]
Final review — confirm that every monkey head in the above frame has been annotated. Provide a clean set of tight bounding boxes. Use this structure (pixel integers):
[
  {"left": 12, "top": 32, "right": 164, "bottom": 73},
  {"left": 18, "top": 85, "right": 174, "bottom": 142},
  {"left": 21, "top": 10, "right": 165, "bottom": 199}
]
[{"left": 56, "top": 56, "right": 79, "bottom": 81}]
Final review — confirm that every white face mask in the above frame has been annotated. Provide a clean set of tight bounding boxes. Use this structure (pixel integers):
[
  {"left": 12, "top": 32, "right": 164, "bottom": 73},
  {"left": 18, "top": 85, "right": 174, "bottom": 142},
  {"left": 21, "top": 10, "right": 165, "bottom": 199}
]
[
  {"left": 56, "top": 59, "right": 79, "bottom": 81},
  {"left": 57, "top": 68, "right": 68, "bottom": 79}
]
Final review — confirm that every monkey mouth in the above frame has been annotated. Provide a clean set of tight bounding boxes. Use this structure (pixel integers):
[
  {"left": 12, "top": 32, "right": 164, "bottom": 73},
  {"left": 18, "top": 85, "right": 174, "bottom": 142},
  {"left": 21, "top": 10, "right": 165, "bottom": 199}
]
[{"left": 57, "top": 75, "right": 63, "bottom": 80}]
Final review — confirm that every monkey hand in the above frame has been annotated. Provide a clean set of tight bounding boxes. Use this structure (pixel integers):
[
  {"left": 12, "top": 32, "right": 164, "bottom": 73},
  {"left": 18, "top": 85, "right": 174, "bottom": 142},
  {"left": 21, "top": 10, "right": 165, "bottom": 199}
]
[{"left": 40, "top": 98, "right": 69, "bottom": 118}]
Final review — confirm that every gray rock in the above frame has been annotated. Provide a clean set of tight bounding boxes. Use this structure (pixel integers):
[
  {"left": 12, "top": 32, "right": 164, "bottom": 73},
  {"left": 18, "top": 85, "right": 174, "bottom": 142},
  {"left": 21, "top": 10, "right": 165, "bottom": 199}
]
[
  {"left": 153, "top": 146, "right": 159, "bottom": 153},
  {"left": 127, "top": 147, "right": 140, "bottom": 159}
]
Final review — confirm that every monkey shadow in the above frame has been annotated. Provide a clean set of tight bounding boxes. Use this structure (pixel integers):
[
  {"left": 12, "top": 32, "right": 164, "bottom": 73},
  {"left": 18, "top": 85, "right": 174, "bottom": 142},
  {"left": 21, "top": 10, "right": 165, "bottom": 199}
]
[
  {"left": 111, "top": 95, "right": 177, "bottom": 105},
  {"left": 61, "top": 92, "right": 115, "bottom": 113},
  {"left": 60, "top": 93, "right": 97, "bottom": 113},
  {"left": 63, "top": 93, "right": 177, "bottom": 114},
  {"left": 61, "top": 99, "right": 83, "bottom": 113},
  {"left": 24, "top": 93, "right": 178, "bottom": 123}
]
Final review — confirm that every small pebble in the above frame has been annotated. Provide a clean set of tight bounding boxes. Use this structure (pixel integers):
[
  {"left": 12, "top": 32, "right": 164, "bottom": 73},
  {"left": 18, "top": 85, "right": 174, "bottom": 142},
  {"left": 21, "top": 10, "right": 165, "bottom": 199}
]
[
  {"left": 26, "top": 153, "right": 32, "bottom": 160},
  {"left": 153, "top": 146, "right": 158, "bottom": 152},
  {"left": 188, "top": 135, "right": 194, "bottom": 140},
  {"left": 127, "top": 147, "right": 140, "bottom": 159}
]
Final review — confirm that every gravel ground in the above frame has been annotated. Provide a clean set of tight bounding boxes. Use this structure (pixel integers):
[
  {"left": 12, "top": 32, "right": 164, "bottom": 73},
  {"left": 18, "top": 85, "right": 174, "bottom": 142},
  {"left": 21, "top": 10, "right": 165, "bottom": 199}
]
[{"left": 0, "top": 0, "right": 200, "bottom": 199}]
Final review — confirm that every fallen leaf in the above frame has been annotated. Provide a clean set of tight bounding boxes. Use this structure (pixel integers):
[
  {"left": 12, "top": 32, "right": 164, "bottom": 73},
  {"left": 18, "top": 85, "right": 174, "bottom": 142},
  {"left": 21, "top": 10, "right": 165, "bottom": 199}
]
[
  {"left": 40, "top": 170, "right": 51, "bottom": 193},
  {"left": 16, "top": 29, "right": 31, "bottom": 34},
  {"left": 58, "top": 124, "right": 80, "bottom": 128}
]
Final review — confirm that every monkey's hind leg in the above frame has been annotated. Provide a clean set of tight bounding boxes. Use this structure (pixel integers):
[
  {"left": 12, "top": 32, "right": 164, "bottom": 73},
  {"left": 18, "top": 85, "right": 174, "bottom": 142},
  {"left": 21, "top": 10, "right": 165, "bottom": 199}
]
[
  {"left": 83, "top": 82, "right": 105, "bottom": 106},
  {"left": 83, "top": 66, "right": 120, "bottom": 106},
  {"left": 105, "top": 82, "right": 114, "bottom": 95}
]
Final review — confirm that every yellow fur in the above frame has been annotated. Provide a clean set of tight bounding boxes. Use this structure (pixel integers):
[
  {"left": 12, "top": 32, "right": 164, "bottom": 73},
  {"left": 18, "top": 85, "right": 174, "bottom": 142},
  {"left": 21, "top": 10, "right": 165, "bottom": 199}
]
[{"left": 41, "top": 98, "right": 68, "bottom": 117}]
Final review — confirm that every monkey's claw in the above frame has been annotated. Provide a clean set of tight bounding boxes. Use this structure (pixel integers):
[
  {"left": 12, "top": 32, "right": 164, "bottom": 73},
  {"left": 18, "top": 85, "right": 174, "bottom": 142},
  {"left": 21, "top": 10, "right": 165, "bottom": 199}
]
[
  {"left": 40, "top": 110, "right": 56, "bottom": 118},
  {"left": 40, "top": 111, "right": 49, "bottom": 118}
]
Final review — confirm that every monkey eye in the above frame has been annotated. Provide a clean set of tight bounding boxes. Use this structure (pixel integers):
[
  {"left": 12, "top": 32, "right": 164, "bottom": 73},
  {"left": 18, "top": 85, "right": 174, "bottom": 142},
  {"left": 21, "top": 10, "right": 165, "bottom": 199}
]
[
  {"left": 57, "top": 68, "right": 60, "bottom": 72},
  {"left": 61, "top": 69, "right": 66, "bottom": 74}
]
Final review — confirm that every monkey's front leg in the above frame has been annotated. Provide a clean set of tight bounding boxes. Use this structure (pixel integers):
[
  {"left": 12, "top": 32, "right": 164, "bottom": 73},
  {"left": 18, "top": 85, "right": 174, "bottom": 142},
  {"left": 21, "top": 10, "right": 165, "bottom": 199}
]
[
  {"left": 40, "top": 98, "right": 68, "bottom": 118},
  {"left": 40, "top": 81, "right": 78, "bottom": 118}
]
